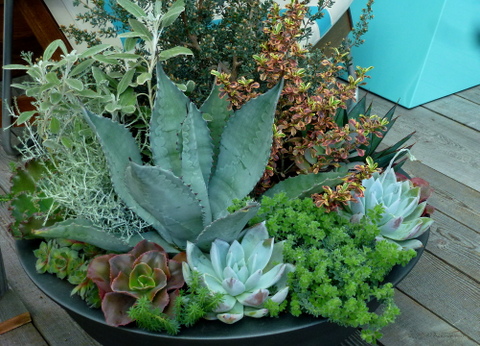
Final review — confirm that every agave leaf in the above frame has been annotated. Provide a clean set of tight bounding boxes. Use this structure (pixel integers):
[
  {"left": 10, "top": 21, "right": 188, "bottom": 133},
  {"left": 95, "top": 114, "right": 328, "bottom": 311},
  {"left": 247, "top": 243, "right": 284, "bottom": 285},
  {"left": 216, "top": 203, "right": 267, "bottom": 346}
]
[
  {"left": 125, "top": 162, "right": 204, "bottom": 247},
  {"left": 200, "top": 83, "right": 233, "bottom": 168},
  {"left": 208, "top": 80, "right": 283, "bottom": 218},
  {"left": 150, "top": 64, "right": 190, "bottom": 175},
  {"left": 181, "top": 103, "right": 213, "bottom": 225},
  {"left": 82, "top": 109, "right": 166, "bottom": 232},
  {"left": 264, "top": 168, "right": 351, "bottom": 199},
  {"left": 376, "top": 132, "right": 415, "bottom": 157},
  {"left": 128, "top": 232, "right": 181, "bottom": 253},
  {"left": 32, "top": 218, "right": 131, "bottom": 252},
  {"left": 194, "top": 203, "right": 261, "bottom": 251},
  {"left": 345, "top": 96, "right": 367, "bottom": 123}
]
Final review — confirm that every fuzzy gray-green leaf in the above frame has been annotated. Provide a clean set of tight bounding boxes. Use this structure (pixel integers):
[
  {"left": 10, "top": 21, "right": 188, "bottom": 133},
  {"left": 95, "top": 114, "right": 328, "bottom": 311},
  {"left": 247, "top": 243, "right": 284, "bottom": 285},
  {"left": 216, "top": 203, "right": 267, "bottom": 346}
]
[{"left": 208, "top": 80, "right": 283, "bottom": 218}]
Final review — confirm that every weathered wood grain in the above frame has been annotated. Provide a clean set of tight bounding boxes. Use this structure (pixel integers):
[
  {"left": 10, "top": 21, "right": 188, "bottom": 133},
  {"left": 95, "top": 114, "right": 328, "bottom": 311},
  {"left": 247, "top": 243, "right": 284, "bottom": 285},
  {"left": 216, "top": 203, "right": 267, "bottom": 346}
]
[
  {"left": 402, "top": 160, "right": 480, "bottom": 231},
  {"left": 0, "top": 143, "right": 14, "bottom": 193},
  {"left": 457, "top": 85, "right": 480, "bottom": 106},
  {"left": 379, "top": 290, "right": 479, "bottom": 346},
  {"left": 427, "top": 211, "right": 480, "bottom": 282},
  {"left": 0, "top": 289, "right": 31, "bottom": 334},
  {"left": 340, "top": 330, "right": 373, "bottom": 346},
  {"left": 360, "top": 90, "right": 480, "bottom": 193},
  {"left": 397, "top": 252, "right": 480, "bottom": 343},
  {"left": 0, "top": 322, "right": 48, "bottom": 346},
  {"left": 423, "top": 95, "right": 480, "bottom": 131}
]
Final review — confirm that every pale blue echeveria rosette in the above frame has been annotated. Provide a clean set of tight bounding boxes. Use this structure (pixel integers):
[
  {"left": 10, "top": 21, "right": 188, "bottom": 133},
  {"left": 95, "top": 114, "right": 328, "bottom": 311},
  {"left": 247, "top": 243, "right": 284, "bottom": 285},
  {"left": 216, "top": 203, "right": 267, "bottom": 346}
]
[
  {"left": 182, "top": 222, "right": 294, "bottom": 324},
  {"left": 340, "top": 151, "right": 434, "bottom": 249}
]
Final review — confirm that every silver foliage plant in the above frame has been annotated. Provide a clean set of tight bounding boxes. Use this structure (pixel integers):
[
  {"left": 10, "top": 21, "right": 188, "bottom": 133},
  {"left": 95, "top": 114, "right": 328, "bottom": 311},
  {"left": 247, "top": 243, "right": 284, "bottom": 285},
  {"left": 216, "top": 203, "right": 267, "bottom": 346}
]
[
  {"left": 183, "top": 222, "right": 294, "bottom": 324},
  {"left": 7, "top": 0, "right": 193, "bottom": 243},
  {"left": 339, "top": 151, "right": 433, "bottom": 249}
]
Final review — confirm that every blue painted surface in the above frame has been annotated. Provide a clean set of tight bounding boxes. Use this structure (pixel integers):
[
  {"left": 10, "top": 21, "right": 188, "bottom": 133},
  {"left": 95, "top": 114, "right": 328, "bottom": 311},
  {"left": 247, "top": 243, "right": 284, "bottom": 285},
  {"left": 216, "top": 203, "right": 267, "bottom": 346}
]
[{"left": 350, "top": 0, "right": 480, "bottom": 108}]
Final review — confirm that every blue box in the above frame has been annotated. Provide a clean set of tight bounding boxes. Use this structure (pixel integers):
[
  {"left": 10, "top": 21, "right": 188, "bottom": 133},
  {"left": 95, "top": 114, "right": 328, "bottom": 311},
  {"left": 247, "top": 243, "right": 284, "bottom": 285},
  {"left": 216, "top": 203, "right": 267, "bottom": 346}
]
[{"left": 350, "top": 0, "right": 480, "bottom": 108}]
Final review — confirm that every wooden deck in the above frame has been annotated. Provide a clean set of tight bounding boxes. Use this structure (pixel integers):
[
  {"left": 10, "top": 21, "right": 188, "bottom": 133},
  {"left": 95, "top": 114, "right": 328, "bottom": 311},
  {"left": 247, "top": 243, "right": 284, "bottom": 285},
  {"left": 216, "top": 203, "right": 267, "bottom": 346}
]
[{"left": 0, "top": 86, "right": 478, "bottom": 346}]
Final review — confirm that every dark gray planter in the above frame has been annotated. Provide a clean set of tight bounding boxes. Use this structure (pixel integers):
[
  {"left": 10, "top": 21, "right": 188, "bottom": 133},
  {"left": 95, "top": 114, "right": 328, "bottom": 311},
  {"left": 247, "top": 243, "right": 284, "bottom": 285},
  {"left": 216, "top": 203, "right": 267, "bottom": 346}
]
[{"left": 16, "top": 231, "right": 428, "bottom": 346}]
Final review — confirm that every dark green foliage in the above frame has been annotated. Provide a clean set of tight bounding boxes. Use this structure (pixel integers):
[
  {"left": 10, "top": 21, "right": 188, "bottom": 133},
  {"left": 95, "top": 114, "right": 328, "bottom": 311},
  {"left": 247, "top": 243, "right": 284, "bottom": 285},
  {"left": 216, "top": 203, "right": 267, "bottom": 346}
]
[
  {"left": 8, "top": 160, "right": 63, "bottom": 239},
  {"left": 336, "top": 96, "right": 415, "bottom": 170},
  {"left": 250, "top": 193, "right": 416, "bottom": 343},
  {"left": 33, "top": 239, "right": 104, "bottom": 307},
  {"left": 128, "top": 296, "right": 181, "bottom": 335},
  {"left": 127, "top": 270, "right": 224, "bottom": 334}
]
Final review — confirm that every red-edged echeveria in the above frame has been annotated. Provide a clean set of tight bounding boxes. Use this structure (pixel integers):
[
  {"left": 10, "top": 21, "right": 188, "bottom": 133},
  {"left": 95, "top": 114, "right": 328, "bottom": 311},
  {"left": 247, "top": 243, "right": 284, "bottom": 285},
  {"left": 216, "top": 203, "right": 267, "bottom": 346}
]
[{"left": 87, "top": 240, "right": 186, "bottom": 326}]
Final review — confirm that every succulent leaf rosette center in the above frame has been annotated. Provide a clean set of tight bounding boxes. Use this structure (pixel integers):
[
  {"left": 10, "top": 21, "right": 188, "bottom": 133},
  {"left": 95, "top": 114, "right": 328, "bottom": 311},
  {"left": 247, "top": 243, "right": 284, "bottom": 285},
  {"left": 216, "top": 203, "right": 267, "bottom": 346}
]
[
  {"left": 183, "top": 222, "right": 294, "bottom": 324},
  {"left": 340, "top": 151, "right": 433, "bottom": 249},
  {"left": 87, "top": 240, "right": 186, "bottom": 327}
]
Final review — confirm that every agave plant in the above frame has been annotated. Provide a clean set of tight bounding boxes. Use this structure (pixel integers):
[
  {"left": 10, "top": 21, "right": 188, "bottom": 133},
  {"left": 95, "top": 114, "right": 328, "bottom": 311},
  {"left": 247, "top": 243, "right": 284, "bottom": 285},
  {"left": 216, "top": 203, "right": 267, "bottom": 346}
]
[
  {"left": 182, "top": 222, "right": 294, "bottom": 324},
  {"left": 33, "top": 65, "right": 282, "bottom": 252},
  {"left": 339, "top": 151, "right": 433, "bottom": 249},
  {"left": 87, "top": 240, "right": 186, "bottom": 327}
]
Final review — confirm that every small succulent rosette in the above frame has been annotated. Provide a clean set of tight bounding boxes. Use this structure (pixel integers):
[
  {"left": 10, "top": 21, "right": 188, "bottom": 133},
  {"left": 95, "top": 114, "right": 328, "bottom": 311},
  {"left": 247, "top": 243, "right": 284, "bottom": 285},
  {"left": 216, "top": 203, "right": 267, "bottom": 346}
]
[
  {"left": 87, "top": 240, "right": 186, "bottom": 326},
  {"left": 183, "top": 222, "right": 294, "bottom": 324},
  {"left": 340, "top": 152, "right": 434, "bottom": 249}
]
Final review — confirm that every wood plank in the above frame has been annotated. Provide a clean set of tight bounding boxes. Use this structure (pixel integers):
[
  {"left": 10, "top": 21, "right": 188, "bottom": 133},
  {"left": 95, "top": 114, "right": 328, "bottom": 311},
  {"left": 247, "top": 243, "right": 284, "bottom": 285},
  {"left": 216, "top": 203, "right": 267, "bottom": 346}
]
[
  {"left": 340, "top": 330, "right": 372, "bottom": 346},
  {"left": 397, "top": 252, "right": 480, "bottom": 343},
  {"left": 0, "top": 208, "right": 101, "bottom": 345},
  {"left": 423, "top": 95, "right": 480, "bottom": 131},
  {"left": 0, "top": 289, "right": 31, "bottom": 334},
  {"left": 456, "top": 86, "right": 480, "bottom": 106},
  {"left": 427, "top": 210, "right": 480, "bottom": 282},
  {"left": 0, "top": 141, "right": 15, "bottom": 193},
  {"left": 360, "top": 90, "right": 480, "bottom": 193},
  {"left": 402, "top": 160, "right": 480, "bottom": 231},
  {"left": 379, "top": 290, "right": 479, "bottom": 346},
  {"left": 0, "top": 322, "right": 48, "bottom": 346}
]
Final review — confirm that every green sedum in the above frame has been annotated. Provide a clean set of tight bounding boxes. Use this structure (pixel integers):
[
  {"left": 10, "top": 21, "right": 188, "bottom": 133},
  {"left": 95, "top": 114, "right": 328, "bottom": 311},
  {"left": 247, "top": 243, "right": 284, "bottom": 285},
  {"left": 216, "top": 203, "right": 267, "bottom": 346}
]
[{"left": 249, "top": 193, "right": 416, "bottom": 343}]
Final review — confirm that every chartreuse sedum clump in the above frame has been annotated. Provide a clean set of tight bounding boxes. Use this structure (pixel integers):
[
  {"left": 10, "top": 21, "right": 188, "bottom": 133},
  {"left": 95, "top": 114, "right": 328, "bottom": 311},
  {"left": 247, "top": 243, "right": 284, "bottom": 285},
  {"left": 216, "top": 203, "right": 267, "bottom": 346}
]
[
  {"left": 183, "top": 222, "right": 294, "bottom": 324},
  {"left": 35, "top": 64, "right": 282, "bottom": 252},
  {"left": 249, "top": 193, "right": 417, "bottom": 343},
  {"left": 339, "top": 151, "right": 433, "bottom": 250}
]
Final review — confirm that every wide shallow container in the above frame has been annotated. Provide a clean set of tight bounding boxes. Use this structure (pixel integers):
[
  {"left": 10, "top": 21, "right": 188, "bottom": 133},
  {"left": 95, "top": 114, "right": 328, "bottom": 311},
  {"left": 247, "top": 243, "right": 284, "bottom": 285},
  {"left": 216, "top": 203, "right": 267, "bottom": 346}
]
[{"left": 17, "top": 231, "right": 428, "bottom": 346}]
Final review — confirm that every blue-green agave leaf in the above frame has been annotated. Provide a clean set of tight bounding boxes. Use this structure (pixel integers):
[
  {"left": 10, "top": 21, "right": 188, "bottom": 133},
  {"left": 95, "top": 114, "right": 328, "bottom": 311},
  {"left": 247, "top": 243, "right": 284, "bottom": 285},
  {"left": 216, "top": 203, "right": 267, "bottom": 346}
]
[
  {"left": 33, "top": 218, "right": 131, "bottom": 252},
  {"left": 264, "top": 167, "right": 352, "bottom": 200},
  {"left": 150, "top": 64, "right": 189, "bottom": 175},
  {"left": 200, "top": 83, "right": 233, "bottom": 168},
  {"left": 194, "top": 203, "right": 261, "bottom": 251},
  {"left": 208, "top": 81, "right": 283, "bottom": 218},
  {"left": 125, "top": 162, "right": 204, "bottom": 248},
  {"left": 83, "top": 109, "right": 165, "bottom": 230},
  {"left": 181, "top": 103, "right": 214, "bottom": 225}
]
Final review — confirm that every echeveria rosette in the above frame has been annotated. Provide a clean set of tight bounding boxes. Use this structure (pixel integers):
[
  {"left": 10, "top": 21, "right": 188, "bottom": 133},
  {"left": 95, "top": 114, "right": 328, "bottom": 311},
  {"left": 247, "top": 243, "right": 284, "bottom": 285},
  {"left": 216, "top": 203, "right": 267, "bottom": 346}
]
[
  {"left": 340, "top": 153, "right": 433, "bottom": 250},
  {"left": 182, "top": 222, "right": 294, "bottom": 324},
  {"left": 87, "top": 240, "right": 186, "bottom": 326}
]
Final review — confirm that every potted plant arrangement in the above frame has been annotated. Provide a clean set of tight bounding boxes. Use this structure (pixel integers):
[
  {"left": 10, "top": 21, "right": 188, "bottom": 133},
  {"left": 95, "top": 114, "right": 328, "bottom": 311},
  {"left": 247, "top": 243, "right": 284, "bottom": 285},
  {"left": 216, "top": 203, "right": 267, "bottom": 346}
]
[{"left": 4, "top": 1, "right": 433, "bottom": 345}]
